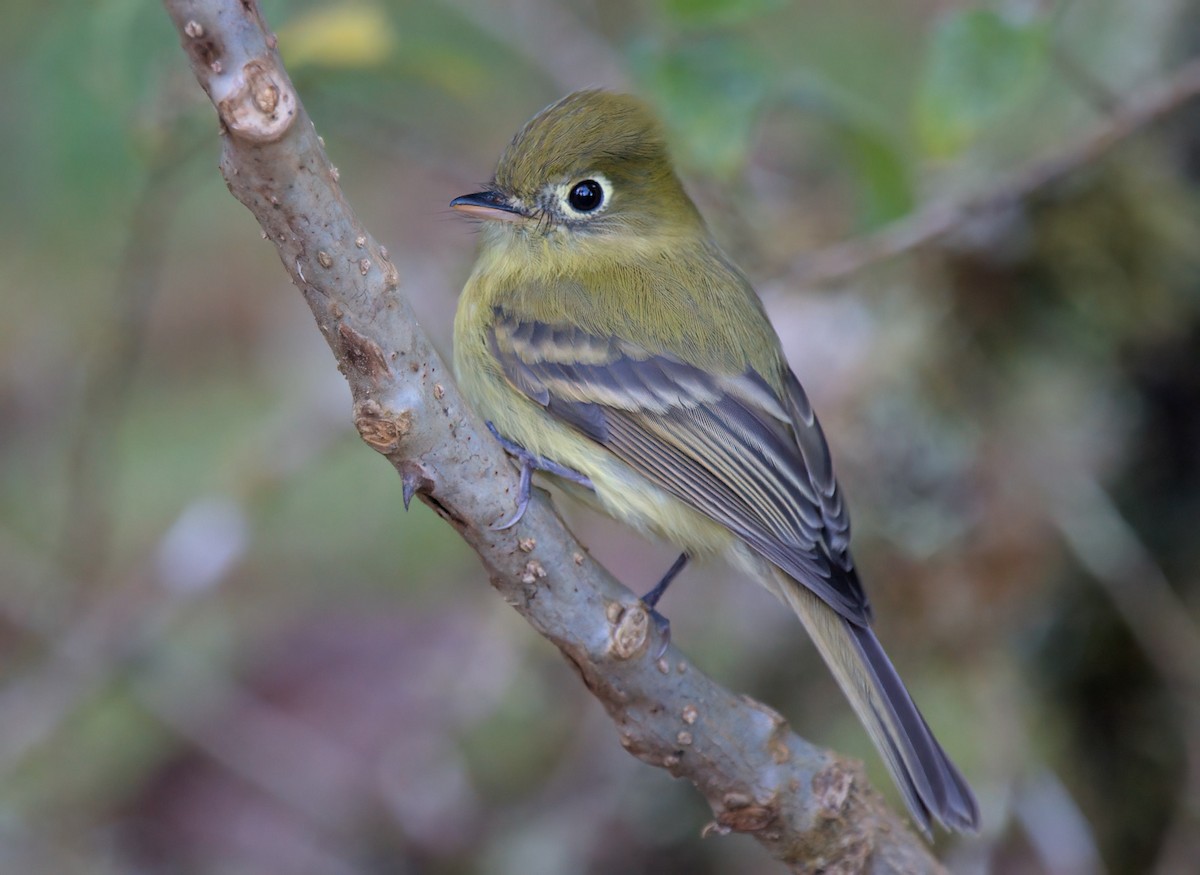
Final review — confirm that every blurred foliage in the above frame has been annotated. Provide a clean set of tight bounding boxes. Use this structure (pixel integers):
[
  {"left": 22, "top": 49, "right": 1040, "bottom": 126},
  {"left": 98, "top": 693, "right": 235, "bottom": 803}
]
[
  {"left": 914, "top": 9, "right": 1050, "bottom": 158},
  {"left": 278, "top": 3, "right": 397, "bottom": 69},
  {"left": 1, "top": 0, "right": 1199, "bottom": 873},
  {"left": 630, "top": 35, "right": 770, "bottom": 178}
]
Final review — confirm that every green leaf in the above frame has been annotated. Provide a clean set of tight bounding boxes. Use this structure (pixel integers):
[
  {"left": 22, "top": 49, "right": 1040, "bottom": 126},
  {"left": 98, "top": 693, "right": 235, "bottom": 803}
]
[
  {"left": 779, "top": 75, "right": 915, "bottom": 227},
  {"left": 833, "top": 122, "right": 914, "bottom": 226},
  {"left": 630, "top": 36, "right": 769, "bottom": 178},
  {"left": 914, "top": 9, "right": 1048, "bottom": 158}
]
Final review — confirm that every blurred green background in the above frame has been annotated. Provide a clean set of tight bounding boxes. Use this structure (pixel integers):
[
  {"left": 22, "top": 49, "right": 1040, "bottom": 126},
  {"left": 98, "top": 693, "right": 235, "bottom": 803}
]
[{"left": 2, "top": 0, "right": 1199, "bottom": 872}]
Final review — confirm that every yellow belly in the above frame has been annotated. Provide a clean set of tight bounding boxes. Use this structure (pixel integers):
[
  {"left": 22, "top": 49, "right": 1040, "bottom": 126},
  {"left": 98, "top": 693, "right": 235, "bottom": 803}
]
[{"left": 454, "top": 318, "right": 734, "bottom": 560}]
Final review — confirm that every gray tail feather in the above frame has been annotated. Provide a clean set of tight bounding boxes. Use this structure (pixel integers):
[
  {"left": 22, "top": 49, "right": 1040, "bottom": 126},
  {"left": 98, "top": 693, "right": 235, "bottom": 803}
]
[
  {"left": 846, "top": 620, "right": 980, "bottom": 833},
  {"left": 775, "top": 574, "right": 980, "bottom": 834}
]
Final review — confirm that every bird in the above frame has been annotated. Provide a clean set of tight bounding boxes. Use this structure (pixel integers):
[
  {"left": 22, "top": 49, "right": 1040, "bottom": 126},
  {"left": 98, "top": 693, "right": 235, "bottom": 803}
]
[{"left": 450, "top": 89, "right": 979, "bottom": 835}]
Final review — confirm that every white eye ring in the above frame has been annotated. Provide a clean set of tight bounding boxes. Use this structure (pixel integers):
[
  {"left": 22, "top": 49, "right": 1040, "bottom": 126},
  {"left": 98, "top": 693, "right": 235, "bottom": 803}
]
[{"left": 555, "top": 172, "right": 612, "bottom": 218}]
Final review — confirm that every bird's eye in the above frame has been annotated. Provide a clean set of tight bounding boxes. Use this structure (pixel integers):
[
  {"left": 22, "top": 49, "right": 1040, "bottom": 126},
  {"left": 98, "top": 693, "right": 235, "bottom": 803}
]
[{"left": 567, "top": 179, "right": 604, "bottom": 212}]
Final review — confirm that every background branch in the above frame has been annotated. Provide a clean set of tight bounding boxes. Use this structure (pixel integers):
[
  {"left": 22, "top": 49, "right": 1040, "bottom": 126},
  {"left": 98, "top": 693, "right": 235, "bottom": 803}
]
[
  {"left": 789, "top": 54, "right": 1200, "bottom": 284},
  {"left": 159, "top": 0, "right": 946, "bottom": 870}
]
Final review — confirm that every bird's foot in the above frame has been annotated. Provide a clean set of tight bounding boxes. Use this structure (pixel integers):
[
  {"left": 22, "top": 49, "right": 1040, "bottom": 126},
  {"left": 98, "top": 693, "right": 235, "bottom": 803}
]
[
  {"left": 640, "top": 553, "right": 688, "bottom": 660},
  {"left": 487, "top": 421, "right": 594, "bottom": 530}
]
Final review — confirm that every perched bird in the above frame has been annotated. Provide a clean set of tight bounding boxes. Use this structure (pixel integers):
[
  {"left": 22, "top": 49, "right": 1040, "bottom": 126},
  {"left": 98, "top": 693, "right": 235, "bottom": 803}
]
[{"left": 451, "top": 90, "right": 979, "bottom": 835}]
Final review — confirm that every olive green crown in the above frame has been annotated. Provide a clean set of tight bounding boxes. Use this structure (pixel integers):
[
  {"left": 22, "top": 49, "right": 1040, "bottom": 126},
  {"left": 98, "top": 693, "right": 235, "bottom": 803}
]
[
  {"left": 495, "top": 91, "right": 668, "bottom": 194},
  {"left": 492, "top": 90, "right": 698, "bottom": 231}
]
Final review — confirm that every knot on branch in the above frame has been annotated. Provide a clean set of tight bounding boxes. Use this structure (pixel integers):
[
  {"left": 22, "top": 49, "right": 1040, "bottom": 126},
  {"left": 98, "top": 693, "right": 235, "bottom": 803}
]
[
  {"left": 813, "top": 760, "right": 857, "bottom": 819},
  {"left": 354, "top": 398, "right": 412, "bottom": 454},
  {"left": 182, "top": 18, "right": 223, "bottom": 71},
  {"left": 800, "top": 758, "right": 876, "bottom": 873},
  {"left": 716, "top": 790, "right": 779, "bottom": 834},
  {"left": 338, "top": 323, "right": 393, "bottom": 382},
  {"left": 607, "top": 602, "right": 649, "bottom": 659},
  {"left": 217, "top": 58, "right": 296, "bottom": 143}
]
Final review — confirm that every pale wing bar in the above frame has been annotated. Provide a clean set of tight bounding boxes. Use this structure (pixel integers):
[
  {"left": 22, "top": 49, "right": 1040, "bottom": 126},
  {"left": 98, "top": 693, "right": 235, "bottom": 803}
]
[{"left": 489, "top": 313, "right": 870, "bottom": 625}]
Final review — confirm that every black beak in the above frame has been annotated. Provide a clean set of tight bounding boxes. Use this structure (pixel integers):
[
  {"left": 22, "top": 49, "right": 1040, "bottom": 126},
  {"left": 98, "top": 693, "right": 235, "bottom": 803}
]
[{"left": 449, "top": 190, "right": 526, "bottom": 222}]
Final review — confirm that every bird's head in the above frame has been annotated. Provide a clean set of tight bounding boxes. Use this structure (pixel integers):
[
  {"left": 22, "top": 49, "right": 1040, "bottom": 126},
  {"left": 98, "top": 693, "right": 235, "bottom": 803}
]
[{"left": 451, "top": 90, "right": 701, "bottom": 245}]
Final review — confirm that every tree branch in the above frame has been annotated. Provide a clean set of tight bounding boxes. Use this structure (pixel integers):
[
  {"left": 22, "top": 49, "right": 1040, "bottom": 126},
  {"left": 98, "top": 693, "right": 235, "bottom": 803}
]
[
  {"left": 790, "top": 54, "right": 1200, "bottom": 284},
  {"left": 160, "top": 1, "right": 946, "bottom": 870}
]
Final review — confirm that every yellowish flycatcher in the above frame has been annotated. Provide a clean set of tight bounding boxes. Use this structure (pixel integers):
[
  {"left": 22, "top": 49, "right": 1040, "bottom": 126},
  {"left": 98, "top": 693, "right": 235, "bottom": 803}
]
[{"left": 451, "top": 90, "right": 979, "bottom": 835}]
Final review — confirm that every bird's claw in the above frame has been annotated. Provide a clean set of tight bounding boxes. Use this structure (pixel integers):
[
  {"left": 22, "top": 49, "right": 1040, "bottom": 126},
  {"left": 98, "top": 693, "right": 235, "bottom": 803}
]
[
  {"left": 646, "top": 605, "right": 671, "bottom": 660},
  {"left": 640, "top": 552, "right": 687, "bottom": 661},
  {"left": 486, "top": 421, "right": 592, "bottom": 530},
  {"left": 491, "top": 462, "right": 533, "bottom": 530}
]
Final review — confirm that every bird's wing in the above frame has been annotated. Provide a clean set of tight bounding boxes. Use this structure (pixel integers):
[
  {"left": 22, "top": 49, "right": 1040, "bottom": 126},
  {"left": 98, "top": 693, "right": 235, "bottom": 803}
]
[{"left": 489, "top": 309, "right": 870, "bottom": 625}]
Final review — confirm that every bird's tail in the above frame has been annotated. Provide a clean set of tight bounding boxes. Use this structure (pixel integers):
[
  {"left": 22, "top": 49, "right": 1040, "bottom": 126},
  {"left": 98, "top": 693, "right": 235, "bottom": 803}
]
[{"left": 771, "top": 570, "right": 980, "bottom": 835}]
